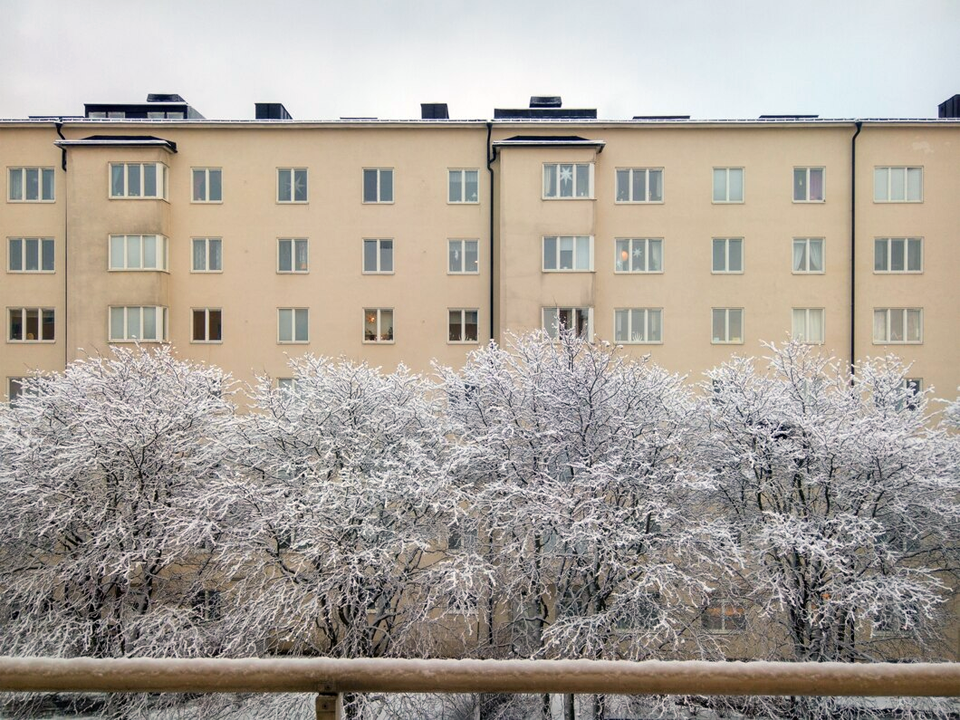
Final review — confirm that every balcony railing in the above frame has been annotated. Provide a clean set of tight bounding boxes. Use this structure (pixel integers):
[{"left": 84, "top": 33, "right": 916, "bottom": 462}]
[{"left": 1, "top": 657, "right": 957, "bottom": 719}]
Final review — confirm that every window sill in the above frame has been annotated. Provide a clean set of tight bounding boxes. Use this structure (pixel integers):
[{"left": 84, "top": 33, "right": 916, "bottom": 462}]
[
  {"left": 711, "top": 271, "right": 744, "bottom": 275},
  {"left": 190, "top": 270, "right": 224, "bottom": 274},
  {"left": 7, "top": 199, "right": 56, "bottom": 204},
  {"left": 277, "top": 270, "right": 310, "bottom": 275},
  {"left": 447, "top": 200, "right": 480, "bottom": 206},
  {"left": 711, "top": 200, "right": 744, "bottom": 205},
  {"left": 108, "top": 268, "right": 170, "bottom": 273},
  {"left": 447, "top": 271, "right": 481, "bottom": 276},
  {"left": 542, "top": 269, "right": 595, "bottom": 273},
  {"left": 614, "top": 270, "right": 664, "bottom": 275},
  {"left": 873, "top": 200, "right": 923, "bottom": 204},
  {"left": 614, "top": 200, "right": 664, "bottom": 205},
  {"left": 791, "top": 271, "right": 825, "bottom": 275},
  {"left": 873, "top": 271, "right": 924, "bottom": 275},
  {"left": 7, "top": 271, "right": 56, "bottom": 275},
  {"left": 363, "top": 340, "right": 395, "bottom": 345},
  {"left": 712, "top": 340, "right": 744, "bottom": 345},
  {"left": 872, "top": 341, "right": 923, "bottom": 346},
  {"left": 792, "top": 199, "right": 825, "bottom": 204},
  {"left": 448, "top": 340, "right": 480, "bottom": 345},
  {"left": 7, "top": 340, "right": 56, "bottom": 344},
  {"left": 362, "top": 201, "right": 396, "bottom": 205},
  {"left": 108, "top": 196, "right": 168, "bottom": 202},
  {"left": 541, "top": 196, "right": 596, "bottom": 201},
  {"left": 617, "top": 341, "right": 663, "bottom": 346},
  {"left": 276, "top": 201, "right": 309, "bottom": 205},
  {"left": 108, "top": 339, "right": 167, "bottom": 344},
  {"left": 191, "top": 340, "right": 223, "bottom": 345}
]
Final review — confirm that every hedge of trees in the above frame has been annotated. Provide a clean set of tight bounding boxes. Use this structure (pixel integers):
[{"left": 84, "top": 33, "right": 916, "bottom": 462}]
[{"left": 0, "top": 335, "right": 957, "bottom": 719}]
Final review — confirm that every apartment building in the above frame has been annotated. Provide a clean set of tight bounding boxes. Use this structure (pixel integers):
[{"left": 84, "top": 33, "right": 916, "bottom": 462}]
[{"left": 2, "top": 93, "right": 959, "bottom": 400}]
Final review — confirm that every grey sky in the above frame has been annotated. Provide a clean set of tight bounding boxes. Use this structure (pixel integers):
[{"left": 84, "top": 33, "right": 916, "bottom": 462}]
[{"left": 1, "top": 0, "right": 957, "bottom": 121}]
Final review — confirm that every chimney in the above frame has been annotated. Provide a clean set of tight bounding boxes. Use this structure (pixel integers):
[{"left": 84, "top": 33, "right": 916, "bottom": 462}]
[
  {"left": 255, "top": 102, "right": 292, "bottom": 120},
  {"left": 421, "top": 103, "right": 449, "bottom": 119},
  {"left": 530, "top": 96, "right": 562, "bottom": 108},
  {"left": 938, "top": 94, "right": 960, "bottom": 118}
]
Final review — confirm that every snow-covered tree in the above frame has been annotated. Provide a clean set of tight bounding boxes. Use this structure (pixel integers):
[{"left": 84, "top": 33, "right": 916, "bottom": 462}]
[
  {"left": 699, "top": 342, "right": 959, "bottom": 718},
  {"left": 0, "top": 347, "right": 239, "bottom": 717},
  {"left": 216, "top": 356, "right": 473, "bottom": 674},
  {"left": 439, "top": 331, "right": 734, "bottom": 719}
]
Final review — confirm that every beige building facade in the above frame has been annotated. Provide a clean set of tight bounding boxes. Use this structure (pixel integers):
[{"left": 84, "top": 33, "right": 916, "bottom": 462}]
[{"left": 2, "top": 95, "right": 959, "bottom": 401}]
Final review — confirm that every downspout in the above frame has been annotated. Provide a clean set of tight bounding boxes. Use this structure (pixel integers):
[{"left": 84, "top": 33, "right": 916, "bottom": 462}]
[
  {"left": 55, "top": 121, "right": 68, "bottom": 368},
  {"left": 850, "top": 122, "right": 862, "bottom": 379},
  {"left": 486, "top": 121, "right": 496, "bottom": 343}
]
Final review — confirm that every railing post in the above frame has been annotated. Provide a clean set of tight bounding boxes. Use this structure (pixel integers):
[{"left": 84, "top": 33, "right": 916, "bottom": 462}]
[{"left": 316, "top": 692, "right": 342, "bottom": 720}]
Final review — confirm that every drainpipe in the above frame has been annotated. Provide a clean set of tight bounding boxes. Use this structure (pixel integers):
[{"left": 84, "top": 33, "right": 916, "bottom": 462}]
[
  {"left": 486, "top": 121, "right": 496, "bottom": 343},
  {"left": 850, "top": 121, "right": 862, "bottom": 379},
  {"left": 55, "top": 121, "right": 68, "bottom": 368}
]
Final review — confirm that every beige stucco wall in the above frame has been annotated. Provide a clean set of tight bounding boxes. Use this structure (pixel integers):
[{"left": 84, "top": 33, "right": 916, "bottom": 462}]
[{"left": 1, "top": 117, "right": 958, "bottom": 401}]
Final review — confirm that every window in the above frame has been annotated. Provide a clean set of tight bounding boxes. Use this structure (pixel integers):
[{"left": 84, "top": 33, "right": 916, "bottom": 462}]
[
  {"left": 278, "top": 238, "right": 309, "bottom": 273},
  {"left": 109, "top": 163, "right": 168, "bottom": 199},
  {"left": 109, "top": 306, "right": 167, "bottom": 342},
  {"left": 712, "top": 308, "right": 744, "bottom": 344},
  {"left": 617, "top": 593, "right": 662, "bottom": 632},
  {"left": 192, "top": 590, "right": 221, "bottom": 623},
  {"left": 793, "top": 167, "right": 824, "bottom": 202},
  {"left": 363, "top": 239, "right": 394, "bottom": 273},
  {"left": 7, "top": 377, "right": 24, "bottom": 404},
  {"left": 277, "top": 168, "right": 307, "bottom": 203},
  {"left": 543, "top": 163, "right": 593, "bottom": 199},
  {"left": 109, "top": 235, "right": 168, "bottom": 271},
  {"left": 277, "top": 377, "right": 298, "bottom": 393},
  {"left": 903, "top": 378, "right": 923, "bottom": 411},
  {"left": 192, "top": 238, "right": 222, "bottom": 272},
  {"left": 873, "top": 308, "right": 922, "bottom": 344},
  {"left": 448, "top": 239, "right": 479, "bottom": 274},
  {"left": 874, "top": 167, "right": 922, "bottom": 202},
  {"left": 793, "top": 238, "right": 824, "bottom": 273},
  {"left": 615, "top": 168, "right": 663, "bottom": 202},
  {"left": 615, "top": 238, "right": 662, "bottom": 273},
  {"left": 874, "top": 238, "right": 922, "bottom": 273},
  {"left": 8, "top": 167, "right": 54, "bottom": 202},
  {"left": 364, "top": 308, "right": 394, "bottom": 343},
  {"left": 712, "top": 167, "right": 744, "bottom": 202},
  {"left": 278, "top": 308, "right": 309, "bottom": 343},
  {"left": 448, "top": 524, "right": 478, "bottom": 552},
  {"left": 792, "top": 308, "right": 825, "bottom": 344},
  {"left": 712, "top": 238, "right": 743, "bottom": 273},
  {"left": 8, "top": 238, "right": 54, "bottom": 272},
  {"left": 449, "top": 309, "right": 479, "bottom": 343},
  {"left": 543, "top": 307, "right": 591, "bottom": 339},
  {"left": 8, "top": 308, "right": 55, "bottom": 342},
  {"left": 542, "top": 236, "right": 593, "bottom": 271},
  {"left": 615, "top": 308, "right": 662, "bottom": 344},
  {"left": 448, "top": 169, "right": 479, "bottom": 203},
  {"left": 192, "top": 309, "right": 222, "bottom": 343},
  {"left": 192, "top": 168, "right": 222, "bottom": 202},
  {"left": 703, "top": 598, "right": 746, "bottom": 633},
  {"left": 363, "top": 168, "right": 394, "bottom": 203},
  {"left": 874, "top": 604, "right": 918, "bottom": 637}
]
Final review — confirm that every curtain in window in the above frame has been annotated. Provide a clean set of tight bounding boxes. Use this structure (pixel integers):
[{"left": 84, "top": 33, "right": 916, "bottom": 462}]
[
  {"left": 809, "top": 169, "right": 823, "bottom": 200},
  {"left": 793, "top": 241, "right": 807, "bottom": 272},
  {"left": 907, "top": 310, "right": 921, "bottom": 342},
  {"left": 809, "top": 310, "right": 823, "bottom": 342},
  {"left": 873, "top": 310, "right": 886, "bottom": 341},
  {"left": 809, "top": 240, "right": 823, "bottom": 271},
  {"left": 295, "top": 241, "right": 308, "bottom": 271},
  {"left": 649, "top": 240, "right": 663, "bottom": 272}
]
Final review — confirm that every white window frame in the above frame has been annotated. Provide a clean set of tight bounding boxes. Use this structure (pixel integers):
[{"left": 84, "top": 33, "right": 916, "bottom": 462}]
[
  {"left": 614, "top": 308, "right": 663, "bottom": 344},
  {"left": 703, "top": 598, "right": 746, "bottom": 634},
  {"left": 874, "top": 166, "right": 923, "bottom": 203},
  {"left": 543, "top": 163, "right": 594, "bottom": 199},
  {"left": 542, "top": 235, "right": 594, "bottom": 272},
  {"left": 448, "top": 169, "right": 479, "bottom": 204},
  {"left": 542, "top": 307, "right": 593, "bottom": 340},
  {"left": 108, "top": 234, "right": 169, "bottom": 271},
  {"left": 6, "top": 377, "right": 25, "bottom": 404},
  {"left": 712, "top": 308, "right": 744, "bottom": 344},
  {"left": 191, "top": 167, "right": 222, "bottom": 203},
  {"left": 712, "top": 238, "right": 743, "bottom": 274},
  {"left": 8, "top": 307, "right": 55, "bottom": 342},
  {"left": 362, "top": 238, "right": 394, "bottom": 274},
  {"left": 792, "top": 238, "right": 824, "bottom": 274},
  {"left": 615, "top": 238, "right": 663, "bottom": 273},
  {"left": 191, "top": 308, "right": 222, "bottom": 344},
  {"left": 363, "top": 168, "right": 394, "bottom": 204},
  {"left": 109, "top": 163, "right": 168, "bottom": 200},
  {"left": 8, "top": 167, "right": 55, "bottom": 202},
  {"left": 448, "top": 308, "right": 479, "bottom": 344},
  {"left": 108, "top": 306, "right": 168, "bottom": 342},
  {"left": 448, "top": 239, "right": 479, "bottom": 274},
  {"left": 615, "top": 167, "right": 663, "bottom": 203},
  {"left": 712, "top": 167, "right": 744, "bottom": 203},
  {"left": 873, "top": 308, "right": 922, "bottom": 344},
  {"left": 874, "top": 237, "right": 922, "bottom": 273},
  {"left": 793, "top": 167, "right": 825, "bottom": 202},
  {"left": 277, "top": 308, "right": 309, "bottom": 344},
  {"left": 8, "top": 238, "right": 55, "bottom": 273},
  {"left": 191, "top": 238, "right": 222, "bottom": 273},
  {"left": 363, "top": 308, "right": 394, "bottom": 343},
  {"left": 277, "top": 167, "right": 308, "bottom": 203},
  {"left": 791, "top": 308, "right": 825, "bottom": 344},
  {"left": 277, "top": 377, "right": 298, "bottom": 393},
  {"left": 277, "top": 238, "right": 309, "bottom": 273}
]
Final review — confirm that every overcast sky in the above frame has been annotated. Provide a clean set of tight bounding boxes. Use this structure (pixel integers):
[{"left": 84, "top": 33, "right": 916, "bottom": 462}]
[{"left": 1, "top": 0, "right": 957, "bottom": 121}]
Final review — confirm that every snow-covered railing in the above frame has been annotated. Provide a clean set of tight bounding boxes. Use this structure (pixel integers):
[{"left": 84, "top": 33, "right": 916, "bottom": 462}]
[{"left": 1, "top": 657, "right": 958, "bottom": 719}]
